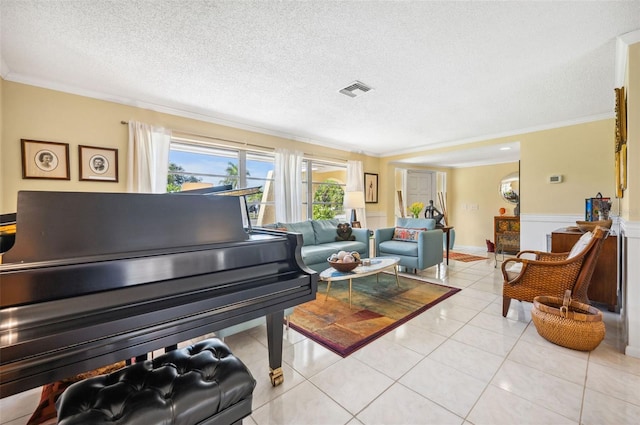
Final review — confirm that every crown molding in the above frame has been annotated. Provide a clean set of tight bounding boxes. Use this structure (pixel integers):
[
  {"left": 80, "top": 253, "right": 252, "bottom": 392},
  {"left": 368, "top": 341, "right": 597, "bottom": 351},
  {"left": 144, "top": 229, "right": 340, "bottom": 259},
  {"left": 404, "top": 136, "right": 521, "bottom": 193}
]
[
  {"left": 615, "top": 29, "right": 640, "bottom": 87},
  {"left": 3, "top": 73, "right": 377, "bottom": 157},
  {"left": 386, "top": 112, "right": 613, "bottom": 159}
]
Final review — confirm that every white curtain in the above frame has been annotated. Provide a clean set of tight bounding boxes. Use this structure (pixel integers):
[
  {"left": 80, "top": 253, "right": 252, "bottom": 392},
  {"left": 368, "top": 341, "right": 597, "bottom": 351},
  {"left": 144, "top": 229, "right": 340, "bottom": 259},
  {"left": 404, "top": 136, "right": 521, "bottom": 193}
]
[
  {"left": 275, "top": 148, "right": 303, "bottom": 223},
  {"left": 127, "top": 121, "right": 171, "bottom": 193},
  {"left": 346, "top": 160, "right": 367, "bottom": 229}
]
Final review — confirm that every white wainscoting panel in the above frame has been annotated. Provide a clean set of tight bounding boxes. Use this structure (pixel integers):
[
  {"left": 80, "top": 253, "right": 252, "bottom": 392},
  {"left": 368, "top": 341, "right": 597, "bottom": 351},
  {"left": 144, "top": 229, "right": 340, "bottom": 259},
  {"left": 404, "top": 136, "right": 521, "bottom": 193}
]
[
  {"left": 520, "top": 213, "right": 621, "bottom": 252},
  {"left": 621, "top": 218, "right": 640, "bottom": 358},
  {"left": 364, "top": 211, "right": 387, "bottom": 232}
]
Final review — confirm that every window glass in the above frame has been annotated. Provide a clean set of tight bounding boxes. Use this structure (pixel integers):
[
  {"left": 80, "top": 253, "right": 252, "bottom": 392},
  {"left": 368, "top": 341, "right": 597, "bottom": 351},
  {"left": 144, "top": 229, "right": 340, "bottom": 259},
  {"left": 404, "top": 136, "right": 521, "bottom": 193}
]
[
  {"left": 246, "top": 152, "right": 275, "bottom": 225},
  {"left": 304, "top": 160, "right": 347, "bottom": 220},
  {"left": 168, "top": 141, "right": 347, "bottom": 225},
  {"left": 168, "top": 144, "right": 238, "bottom": 191},
  {"left": 167, "top": 142, "right": 275, "bottom": 227}
]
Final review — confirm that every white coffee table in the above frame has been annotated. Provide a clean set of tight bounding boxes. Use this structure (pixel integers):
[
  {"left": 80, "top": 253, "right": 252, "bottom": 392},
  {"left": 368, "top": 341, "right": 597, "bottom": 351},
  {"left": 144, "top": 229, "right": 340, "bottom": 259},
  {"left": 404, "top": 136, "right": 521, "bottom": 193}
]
[{"left": 319, "top": 257, "right": 400, "bottom": 308}]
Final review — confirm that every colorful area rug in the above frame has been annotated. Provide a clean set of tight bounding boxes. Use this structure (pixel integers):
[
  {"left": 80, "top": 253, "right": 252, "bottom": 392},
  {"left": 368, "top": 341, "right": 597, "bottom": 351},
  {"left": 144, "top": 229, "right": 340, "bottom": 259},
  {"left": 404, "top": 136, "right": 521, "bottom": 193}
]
[
  {"left": 447, "top": 251, "right": 488, "bottom": 262},
  {"left": 288, "top": 273, "right": 460, "bottom": 356}
]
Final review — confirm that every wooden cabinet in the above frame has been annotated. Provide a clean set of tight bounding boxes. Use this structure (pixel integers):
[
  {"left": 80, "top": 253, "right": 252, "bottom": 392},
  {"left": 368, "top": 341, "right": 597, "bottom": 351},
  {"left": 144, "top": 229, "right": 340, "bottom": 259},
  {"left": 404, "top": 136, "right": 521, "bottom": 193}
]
[
  {"left": 551, "top": 228, "right": 618, "bottom": 311},
  {"left": 494, "top": 216, "right": 520, "bottom": 254}
]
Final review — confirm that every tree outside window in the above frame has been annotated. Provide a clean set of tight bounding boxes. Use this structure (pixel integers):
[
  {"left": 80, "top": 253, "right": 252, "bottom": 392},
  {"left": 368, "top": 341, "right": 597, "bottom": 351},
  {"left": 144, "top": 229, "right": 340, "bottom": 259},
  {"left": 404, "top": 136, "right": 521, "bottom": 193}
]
[
  {"left": 313, "top": 179, "right": 344, "bottom": 220},
  {"left": 167, "top": 163, "right": 202, "bottom": 192}
]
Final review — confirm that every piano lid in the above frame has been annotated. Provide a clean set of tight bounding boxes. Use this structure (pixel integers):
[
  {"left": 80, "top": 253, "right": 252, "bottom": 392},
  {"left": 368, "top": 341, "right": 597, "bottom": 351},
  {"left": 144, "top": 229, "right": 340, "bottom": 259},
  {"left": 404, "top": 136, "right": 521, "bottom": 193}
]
[{"left": 2, "top": 191, "right": 249, "bottom": 264}]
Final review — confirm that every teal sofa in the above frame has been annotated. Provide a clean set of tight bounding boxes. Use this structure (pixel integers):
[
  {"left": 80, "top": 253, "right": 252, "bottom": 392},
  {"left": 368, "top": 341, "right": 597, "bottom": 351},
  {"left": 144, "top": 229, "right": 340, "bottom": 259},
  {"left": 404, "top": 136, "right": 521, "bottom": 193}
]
[
  {"left": 272, "top": 219, "right": 370, "bottom": 272},
  {"left": 375, "top": 217, "right": 453, "bottom": 271},
  {"left": 218, "top": 219, "right": 368, "bottom": 340}
]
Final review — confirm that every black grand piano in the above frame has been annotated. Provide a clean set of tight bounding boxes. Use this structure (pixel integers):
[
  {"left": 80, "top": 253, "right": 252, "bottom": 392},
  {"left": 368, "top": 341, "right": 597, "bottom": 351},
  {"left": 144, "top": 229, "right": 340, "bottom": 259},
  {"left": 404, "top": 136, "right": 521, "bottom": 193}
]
[{"left": 0, "top": 190, "right": 317, "bottom": 398}]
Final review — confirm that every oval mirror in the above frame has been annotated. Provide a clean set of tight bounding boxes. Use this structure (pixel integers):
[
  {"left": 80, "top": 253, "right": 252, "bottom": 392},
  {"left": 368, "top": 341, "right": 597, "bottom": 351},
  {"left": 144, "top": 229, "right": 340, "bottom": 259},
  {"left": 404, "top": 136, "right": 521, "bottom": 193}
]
[{"left": 499, "top": 172, "right": 519, "bottom": 204}]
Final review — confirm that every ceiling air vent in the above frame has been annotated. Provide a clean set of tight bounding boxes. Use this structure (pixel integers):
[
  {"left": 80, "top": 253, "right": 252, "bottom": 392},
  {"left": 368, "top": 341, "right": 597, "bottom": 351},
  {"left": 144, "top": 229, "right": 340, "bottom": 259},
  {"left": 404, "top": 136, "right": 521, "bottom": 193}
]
[{"left": 339, "top": 81, "right": 373, "bottom": 98}]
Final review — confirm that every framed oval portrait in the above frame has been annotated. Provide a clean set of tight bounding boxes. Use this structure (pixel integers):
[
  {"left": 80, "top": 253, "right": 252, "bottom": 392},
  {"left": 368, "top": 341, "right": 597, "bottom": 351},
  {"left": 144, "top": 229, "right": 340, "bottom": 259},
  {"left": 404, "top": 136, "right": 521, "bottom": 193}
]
[{"left": 79, "top": 145, "right": 118, "bottom": 182}]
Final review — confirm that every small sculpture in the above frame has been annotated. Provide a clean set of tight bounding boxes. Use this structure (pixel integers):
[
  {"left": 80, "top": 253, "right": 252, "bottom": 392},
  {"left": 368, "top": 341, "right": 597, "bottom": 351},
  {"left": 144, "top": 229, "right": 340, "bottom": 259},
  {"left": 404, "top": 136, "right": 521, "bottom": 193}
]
[
  {"left": 424, "top": 200, "right": 444, "bottom": 225},
  {"left": 335, "top": 223, "right": 355, "bottom": 241}
]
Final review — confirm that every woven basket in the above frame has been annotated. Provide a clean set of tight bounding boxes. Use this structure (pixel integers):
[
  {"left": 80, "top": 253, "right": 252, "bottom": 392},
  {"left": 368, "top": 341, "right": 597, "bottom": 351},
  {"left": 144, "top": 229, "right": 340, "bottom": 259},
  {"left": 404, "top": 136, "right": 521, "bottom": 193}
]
[{"left": 531, "top": 290, "right": 605, "bottom": 351}]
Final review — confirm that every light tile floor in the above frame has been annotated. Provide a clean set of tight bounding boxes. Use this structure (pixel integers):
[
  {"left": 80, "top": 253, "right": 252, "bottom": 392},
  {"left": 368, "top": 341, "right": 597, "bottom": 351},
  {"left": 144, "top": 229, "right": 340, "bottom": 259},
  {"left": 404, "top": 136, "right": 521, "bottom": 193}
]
[{"left": 2, "top": 249, "right": 639, "bottom": 425}]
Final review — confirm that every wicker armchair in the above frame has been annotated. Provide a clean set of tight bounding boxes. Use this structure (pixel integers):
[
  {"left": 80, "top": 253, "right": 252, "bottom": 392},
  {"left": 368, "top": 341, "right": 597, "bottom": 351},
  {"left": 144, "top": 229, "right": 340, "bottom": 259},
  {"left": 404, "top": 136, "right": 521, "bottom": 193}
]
[{"left": 502, "top": 226, "right": 608, "bottom": 317}]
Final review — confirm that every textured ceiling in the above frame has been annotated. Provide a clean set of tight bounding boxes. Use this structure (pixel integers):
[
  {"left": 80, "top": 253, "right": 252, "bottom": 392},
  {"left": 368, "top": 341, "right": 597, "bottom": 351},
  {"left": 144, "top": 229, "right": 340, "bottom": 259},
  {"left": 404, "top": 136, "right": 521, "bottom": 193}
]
[{"left": 1, "top": 1, "right": 639, "bottom": 166}]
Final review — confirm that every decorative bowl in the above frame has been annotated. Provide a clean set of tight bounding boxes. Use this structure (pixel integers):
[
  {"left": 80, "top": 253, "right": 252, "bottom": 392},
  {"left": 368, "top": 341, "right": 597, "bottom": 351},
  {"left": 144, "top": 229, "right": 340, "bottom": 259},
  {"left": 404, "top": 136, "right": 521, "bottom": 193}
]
[
  {"left": 575, "top": 219, "right": 612, "bottom": 232},
  {"left": 328, "top": 259, "right": 360, "bottom": 273}
]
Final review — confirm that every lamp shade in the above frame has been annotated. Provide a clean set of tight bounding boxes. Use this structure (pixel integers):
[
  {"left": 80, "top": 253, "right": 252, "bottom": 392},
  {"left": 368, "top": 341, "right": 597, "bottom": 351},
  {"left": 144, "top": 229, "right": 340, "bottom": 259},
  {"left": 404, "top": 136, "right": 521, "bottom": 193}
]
[{"left": 344, "top": 191, "right": 365, "bottom": 209}]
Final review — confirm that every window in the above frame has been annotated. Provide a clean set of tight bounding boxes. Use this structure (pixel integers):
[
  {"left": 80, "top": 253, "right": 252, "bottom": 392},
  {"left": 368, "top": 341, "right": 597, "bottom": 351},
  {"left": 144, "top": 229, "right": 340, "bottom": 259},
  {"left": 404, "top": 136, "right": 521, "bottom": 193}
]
[
  {"left": 245, "top": 152, "right": 275, "bottom": 225},
  {"left": 168, "top": 140, "right": 347, "bottom": 225},
  {"left": 302, "top": 159, "right": 347, "bottom": 221},
  {"left": 168, "top": 142, "right": 274, "bottom": 227},
  {"left": 168, "top": 143, "right": 239, "bottom": 189}
]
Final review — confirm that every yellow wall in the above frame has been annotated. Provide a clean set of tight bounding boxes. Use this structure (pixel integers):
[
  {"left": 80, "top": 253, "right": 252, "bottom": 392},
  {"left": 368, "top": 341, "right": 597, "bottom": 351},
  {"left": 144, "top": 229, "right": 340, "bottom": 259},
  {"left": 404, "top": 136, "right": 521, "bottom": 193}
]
[
  {"left": 0, "top": 76, "right": 5, "bottom": 214},
  {"left": 624, "top": 42, "right": 639, "bottom": 221},
  {"left": 520, "top": 120, "right": 614, "bottom": 215},
  {"left": 0, "top": 80, "right": 371, "bottom": 213},
  {"left": 450, "top": 162, "right": 519, "bottom": 247},
  {"left": 380, "top": 119, "right": 614, "bottom": 248},
  {"left": 0, "top": 79, "right": 620, "bottom": 250}
]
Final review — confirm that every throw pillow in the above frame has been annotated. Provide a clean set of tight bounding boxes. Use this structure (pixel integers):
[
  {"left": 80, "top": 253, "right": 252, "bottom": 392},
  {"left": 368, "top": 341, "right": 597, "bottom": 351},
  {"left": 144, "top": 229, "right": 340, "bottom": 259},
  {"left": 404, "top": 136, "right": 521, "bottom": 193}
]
[
  {"left": 335, "top": 223, "right": 355, "bottom": 241},
  {"left": 392, "top": 227, "right": 426, "bottom": 242},
  {"left": 568, "top": 231, "right": 593, "bottom": 259},
  {"left": 27, "top": 361, "right": 126, "bottom": 425},
  {"left": 505, "top": 262, "right": 523, "bottom": 280}
]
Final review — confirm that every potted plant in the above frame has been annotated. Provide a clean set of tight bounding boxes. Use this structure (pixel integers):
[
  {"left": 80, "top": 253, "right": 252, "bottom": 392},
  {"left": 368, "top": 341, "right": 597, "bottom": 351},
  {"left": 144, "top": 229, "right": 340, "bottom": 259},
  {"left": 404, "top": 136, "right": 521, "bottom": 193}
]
[{"left": 408, "top": 202, "right": 424, "bottom": 218}]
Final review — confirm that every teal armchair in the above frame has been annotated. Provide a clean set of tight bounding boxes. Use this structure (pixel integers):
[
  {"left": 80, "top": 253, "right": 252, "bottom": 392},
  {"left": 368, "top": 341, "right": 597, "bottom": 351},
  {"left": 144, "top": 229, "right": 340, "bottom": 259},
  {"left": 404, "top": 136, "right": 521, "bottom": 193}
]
[{"left": 375, "top": 218, "right": 444, "bottom": 271}]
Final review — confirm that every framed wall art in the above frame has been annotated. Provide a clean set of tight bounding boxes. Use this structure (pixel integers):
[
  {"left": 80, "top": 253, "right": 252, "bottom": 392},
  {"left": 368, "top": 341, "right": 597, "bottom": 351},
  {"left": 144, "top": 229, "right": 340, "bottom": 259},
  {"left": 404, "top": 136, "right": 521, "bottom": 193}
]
[
  {"left": 79, "top": 145, "right": 119, "bottom": 182},
  {"left": 365, "top": 172, "right": 378, "bottom": 203},
  {"left": 614, "top": 87, "right": 627, "bottom": 198},
  {"left": 21, "top": 139, "right": 70, "bottom": 180}
]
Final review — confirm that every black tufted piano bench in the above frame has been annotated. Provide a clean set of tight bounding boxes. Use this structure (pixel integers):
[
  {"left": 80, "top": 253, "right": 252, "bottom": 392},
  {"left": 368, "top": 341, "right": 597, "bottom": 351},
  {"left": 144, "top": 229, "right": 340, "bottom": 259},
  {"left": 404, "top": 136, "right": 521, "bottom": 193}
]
[{"left": 55, "top": 338, "right": 256, "bottom": 425}]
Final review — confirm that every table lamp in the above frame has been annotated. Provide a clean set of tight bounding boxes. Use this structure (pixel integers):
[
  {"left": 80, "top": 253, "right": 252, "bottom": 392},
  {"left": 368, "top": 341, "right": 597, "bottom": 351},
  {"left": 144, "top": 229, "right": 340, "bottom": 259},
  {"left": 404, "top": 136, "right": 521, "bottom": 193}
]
[{"left": 343, "top": 191, "right": 365, "bottom": 224}]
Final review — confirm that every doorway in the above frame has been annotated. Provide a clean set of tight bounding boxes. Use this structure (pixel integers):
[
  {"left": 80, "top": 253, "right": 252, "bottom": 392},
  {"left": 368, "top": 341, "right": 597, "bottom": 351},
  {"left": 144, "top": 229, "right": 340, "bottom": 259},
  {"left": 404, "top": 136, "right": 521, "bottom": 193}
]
[{"left": 406, "top": 170, "right": 437, "bottom": 216}]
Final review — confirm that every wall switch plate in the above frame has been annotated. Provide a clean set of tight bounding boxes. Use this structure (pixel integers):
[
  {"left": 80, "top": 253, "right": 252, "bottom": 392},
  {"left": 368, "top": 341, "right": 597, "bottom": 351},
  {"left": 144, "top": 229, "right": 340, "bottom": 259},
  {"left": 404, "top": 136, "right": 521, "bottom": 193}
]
[{"left": 549, "top": 175, "right": 563, "bottom": 184}]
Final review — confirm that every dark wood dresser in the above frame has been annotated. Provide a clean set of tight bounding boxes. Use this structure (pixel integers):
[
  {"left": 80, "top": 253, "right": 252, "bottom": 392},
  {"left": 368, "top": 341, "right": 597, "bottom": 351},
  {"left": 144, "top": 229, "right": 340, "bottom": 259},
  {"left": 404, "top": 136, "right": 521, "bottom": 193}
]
[{"left": 551, "top": 228, "right": 618, "bottom": 311}]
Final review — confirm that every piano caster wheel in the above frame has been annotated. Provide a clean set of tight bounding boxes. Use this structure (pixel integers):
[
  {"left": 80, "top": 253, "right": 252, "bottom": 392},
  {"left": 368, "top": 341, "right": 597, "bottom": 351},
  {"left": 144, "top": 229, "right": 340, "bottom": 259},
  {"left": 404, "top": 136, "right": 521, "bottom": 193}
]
[{"left": 269, "top": 367, "right": 284, "bottom": 386}]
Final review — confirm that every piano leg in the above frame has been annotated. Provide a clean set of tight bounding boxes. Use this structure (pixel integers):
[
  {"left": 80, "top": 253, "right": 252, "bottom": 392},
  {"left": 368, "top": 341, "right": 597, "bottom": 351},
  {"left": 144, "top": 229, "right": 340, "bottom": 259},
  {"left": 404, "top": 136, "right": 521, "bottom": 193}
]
[{"left": 265, "top": 310, "right": 285, "bottom": 386}]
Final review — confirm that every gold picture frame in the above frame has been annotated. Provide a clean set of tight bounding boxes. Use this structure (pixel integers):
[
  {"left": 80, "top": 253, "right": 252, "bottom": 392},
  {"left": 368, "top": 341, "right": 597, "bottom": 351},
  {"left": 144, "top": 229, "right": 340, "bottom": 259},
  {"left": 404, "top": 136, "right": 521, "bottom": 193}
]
[
  {"left": 21, "top": 139, "right": 70, "bottom": 180},
  {"left": 79, "top": 145, "right": 119, "bottom": 182},
  {"left": 615, "top": 87, "right": 627, "bottom": 149},
  {"left": 614, "top": 87, "right": 628, "bottom": 198}
]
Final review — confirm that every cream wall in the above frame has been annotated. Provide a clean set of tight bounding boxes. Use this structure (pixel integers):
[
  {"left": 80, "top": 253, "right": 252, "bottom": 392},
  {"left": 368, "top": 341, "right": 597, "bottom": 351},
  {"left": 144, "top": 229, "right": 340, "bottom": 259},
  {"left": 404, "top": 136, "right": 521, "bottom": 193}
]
[
  {"left": 449, "top": 162, "right": 519, "bottom": 248},
  {"left": 520, "top": 120, "right": 615, "bottom": 215},
  {"left": 624, "top": 42, "right": 639, "bottom": 222},
  {"left": 0, "top": 76, "right": 5, "bottom": 214},
  {"left": 0, "top": 80, "right": 373, "bottom": 214},
  {"left": 0, "top": 79, "right": 624, "bottom": 242},
  {"left": 621, "top": 39, "right": 640, "bottom": 358},
  {"left": 379, "top": 119, "right": 614, "bottom": 249},
  {"left": 4, "top": 78, "right": 613, "bottom": 245}
]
